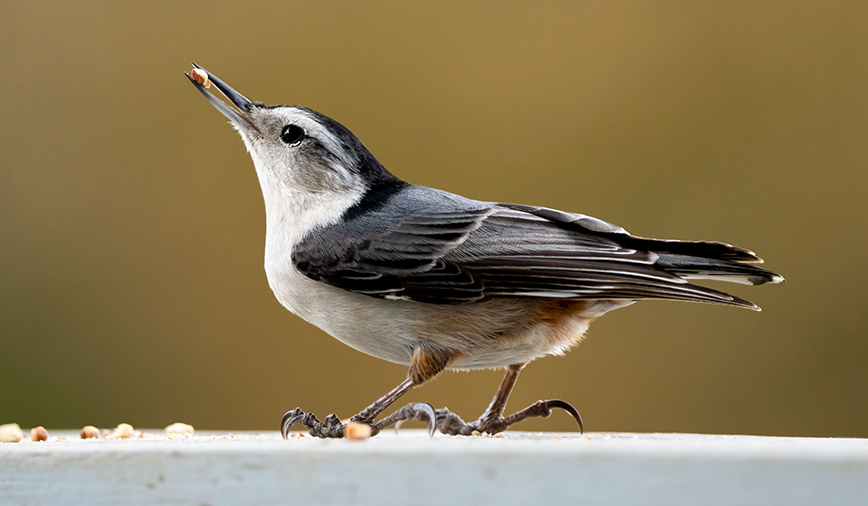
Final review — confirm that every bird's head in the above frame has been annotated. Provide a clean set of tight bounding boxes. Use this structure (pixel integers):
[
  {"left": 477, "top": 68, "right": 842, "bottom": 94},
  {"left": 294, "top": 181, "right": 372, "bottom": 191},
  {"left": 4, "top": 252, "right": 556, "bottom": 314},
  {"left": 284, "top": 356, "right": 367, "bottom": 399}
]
[{"left": 186, "top": 64, "right": 400, "bottom": 207}]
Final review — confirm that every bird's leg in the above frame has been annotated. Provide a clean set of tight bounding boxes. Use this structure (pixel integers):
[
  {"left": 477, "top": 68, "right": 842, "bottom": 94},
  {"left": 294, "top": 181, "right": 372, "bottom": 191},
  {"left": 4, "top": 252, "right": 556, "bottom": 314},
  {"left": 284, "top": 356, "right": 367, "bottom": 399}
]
[
  {"left": 281, "top": 346, "right": 453, "bottom": 439},
  {"left": 350, "top": 378, "right": 413, "bottom": 423},
  {"left": 433, "top": 362, "right": 584, "bottom": 435},
  {"left": 367, "top": 347, "right": 454, "bottom": 435}
]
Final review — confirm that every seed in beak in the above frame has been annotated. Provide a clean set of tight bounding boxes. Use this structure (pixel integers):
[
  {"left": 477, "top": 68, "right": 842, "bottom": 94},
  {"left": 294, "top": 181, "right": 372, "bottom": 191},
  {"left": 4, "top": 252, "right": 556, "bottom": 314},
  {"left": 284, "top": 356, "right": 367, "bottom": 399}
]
[{"left": 191, "top": 68, "right": 211, "bottom": 88}]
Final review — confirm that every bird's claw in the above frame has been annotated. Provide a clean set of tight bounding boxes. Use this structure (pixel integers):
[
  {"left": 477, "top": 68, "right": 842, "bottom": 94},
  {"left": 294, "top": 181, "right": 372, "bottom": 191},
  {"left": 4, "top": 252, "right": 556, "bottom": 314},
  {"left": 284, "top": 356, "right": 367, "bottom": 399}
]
[
  {"left": 380, "top": 402, "right": 437, "bottom": 437},
  {"left": 542, "top": 399, "right": 584, "bottom": 434},
  {"left": 280, "top": 408, "right": 303, "bottom": 439},
  {"left": 280, "top": 408, "right": 350, "bottom": 439}
]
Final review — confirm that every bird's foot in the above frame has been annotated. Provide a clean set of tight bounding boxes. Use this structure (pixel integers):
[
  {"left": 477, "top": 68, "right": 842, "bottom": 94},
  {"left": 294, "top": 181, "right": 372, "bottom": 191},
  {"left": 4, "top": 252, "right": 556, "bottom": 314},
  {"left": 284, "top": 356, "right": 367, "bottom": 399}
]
[
  {"left": 281, "top": 403, "right": 438, "bottom": 439},
  {"left": 281, "top": 408, "right": 349, "bottom": 438},
  {"left": 371, "top": 402, "right": 439, "bottom": 436},
  {"left": 431, "top": 399, "right": 584, "bottom": 436}
]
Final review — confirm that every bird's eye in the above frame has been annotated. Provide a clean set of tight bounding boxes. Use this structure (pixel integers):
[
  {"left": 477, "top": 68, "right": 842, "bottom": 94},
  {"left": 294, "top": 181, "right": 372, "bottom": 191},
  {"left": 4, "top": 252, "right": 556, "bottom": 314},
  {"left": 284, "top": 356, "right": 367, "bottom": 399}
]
[{"left": 280, "top": 124, "right": 305, "bottom": 144}]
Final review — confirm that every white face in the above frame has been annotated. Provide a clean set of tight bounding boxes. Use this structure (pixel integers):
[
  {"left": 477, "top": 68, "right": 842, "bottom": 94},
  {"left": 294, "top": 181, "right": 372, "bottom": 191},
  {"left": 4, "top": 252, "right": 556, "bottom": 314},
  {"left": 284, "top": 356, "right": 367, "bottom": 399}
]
[
  {"left": 235, "top": 106, "right": 365, "bottom": 196},
  {"left": 224, "top": 105, "right": 376, "bottom": 252}
]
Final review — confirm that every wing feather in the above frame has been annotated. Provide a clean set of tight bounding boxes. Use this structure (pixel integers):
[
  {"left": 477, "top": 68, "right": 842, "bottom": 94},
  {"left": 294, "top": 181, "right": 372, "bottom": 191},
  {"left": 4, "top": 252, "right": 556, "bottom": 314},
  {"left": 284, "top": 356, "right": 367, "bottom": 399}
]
[{"left": 292, "top": 186, "right": 762, "bottom": 308}]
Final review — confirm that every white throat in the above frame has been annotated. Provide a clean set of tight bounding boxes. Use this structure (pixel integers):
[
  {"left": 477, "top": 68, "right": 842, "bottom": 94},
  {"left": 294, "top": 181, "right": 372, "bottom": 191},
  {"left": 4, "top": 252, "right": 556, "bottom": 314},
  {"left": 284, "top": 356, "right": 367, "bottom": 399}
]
[{"left": 246, "top": 147, "right": 364, "bottom": 263}]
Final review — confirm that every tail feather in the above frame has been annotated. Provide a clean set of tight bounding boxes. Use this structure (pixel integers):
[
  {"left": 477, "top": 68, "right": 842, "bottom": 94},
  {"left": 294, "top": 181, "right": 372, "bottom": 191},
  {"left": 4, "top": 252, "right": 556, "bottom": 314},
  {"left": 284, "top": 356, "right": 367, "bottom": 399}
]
[
  {"left": 655, "top": 253, "right": 785, "bottom": 286},
  {"left": 615, "top": 235, "right": 764, "bottom": 263},
  {"left": 610, "top": 236, "right": 784, "bottom": 312}
]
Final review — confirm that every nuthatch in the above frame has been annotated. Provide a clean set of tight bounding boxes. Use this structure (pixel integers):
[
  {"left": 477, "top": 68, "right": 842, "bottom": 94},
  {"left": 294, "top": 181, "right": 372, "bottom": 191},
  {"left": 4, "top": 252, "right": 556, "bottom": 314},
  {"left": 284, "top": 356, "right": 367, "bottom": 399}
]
[{"left": 186, "top": 64, "right": 783, "bottom": 438}]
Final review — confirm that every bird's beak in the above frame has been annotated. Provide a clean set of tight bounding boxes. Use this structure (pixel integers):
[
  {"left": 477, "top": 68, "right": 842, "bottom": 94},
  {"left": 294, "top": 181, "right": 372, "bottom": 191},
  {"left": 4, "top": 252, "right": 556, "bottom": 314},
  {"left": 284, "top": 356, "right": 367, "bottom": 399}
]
[{"left": 185, "top": 63, "right": 261, "bottom": 134}]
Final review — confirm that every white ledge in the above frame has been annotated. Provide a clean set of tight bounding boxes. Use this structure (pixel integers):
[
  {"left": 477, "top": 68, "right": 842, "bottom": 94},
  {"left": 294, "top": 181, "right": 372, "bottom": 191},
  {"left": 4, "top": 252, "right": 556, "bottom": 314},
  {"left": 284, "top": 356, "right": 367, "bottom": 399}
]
[{"left": 2, "top": 431, "right": 867, "bottom": 505}]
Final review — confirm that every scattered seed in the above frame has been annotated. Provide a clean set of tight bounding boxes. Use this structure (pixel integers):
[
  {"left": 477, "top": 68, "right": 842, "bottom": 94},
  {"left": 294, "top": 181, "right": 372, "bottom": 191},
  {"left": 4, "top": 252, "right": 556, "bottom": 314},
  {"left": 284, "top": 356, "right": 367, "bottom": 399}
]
[
  {"left": 344, "top": 422, "right": 372, "bottom": 440},
  {"left": 165, "top": 422, "right": 195, "bottom": 436},
  {"left": 113, "top": 423, "right": 137, "bottom": 439},
  {"left": 30, "top": 426, "right": 49, "bottom": 442},
  {"left": 80, "top": 426, "right": 100, "bottom": 439},
  {"left": 0, "top": 424, "right": 23, "bottom": 443}
]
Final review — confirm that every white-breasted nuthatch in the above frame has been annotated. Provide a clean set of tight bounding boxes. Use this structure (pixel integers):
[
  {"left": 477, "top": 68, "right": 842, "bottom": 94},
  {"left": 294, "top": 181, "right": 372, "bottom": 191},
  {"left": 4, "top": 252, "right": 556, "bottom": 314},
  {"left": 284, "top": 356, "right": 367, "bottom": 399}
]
[{"left": 186, "top": 64, "right": 783, "bottom": 438}]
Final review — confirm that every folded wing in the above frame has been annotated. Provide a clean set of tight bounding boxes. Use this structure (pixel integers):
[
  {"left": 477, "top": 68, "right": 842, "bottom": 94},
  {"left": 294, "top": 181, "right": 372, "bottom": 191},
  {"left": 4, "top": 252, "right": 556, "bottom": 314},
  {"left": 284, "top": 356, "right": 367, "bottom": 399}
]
[{"left": 291, "top": 186, "right": 782, "bottom": 309}]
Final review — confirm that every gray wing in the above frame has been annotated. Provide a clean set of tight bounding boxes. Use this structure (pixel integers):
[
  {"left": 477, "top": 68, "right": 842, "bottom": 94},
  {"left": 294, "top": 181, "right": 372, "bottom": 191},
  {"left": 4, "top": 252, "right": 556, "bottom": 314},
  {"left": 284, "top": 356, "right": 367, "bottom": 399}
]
[{"left": 292, "top": 185, "right": 777, "bottom": 308}]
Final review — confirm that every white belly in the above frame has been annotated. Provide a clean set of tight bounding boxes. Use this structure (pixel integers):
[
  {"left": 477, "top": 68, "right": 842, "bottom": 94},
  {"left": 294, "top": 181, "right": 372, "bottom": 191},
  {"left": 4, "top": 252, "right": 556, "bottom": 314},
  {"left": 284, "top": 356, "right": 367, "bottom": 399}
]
[{"left": 264, "top": 257, "right": 632, "bottom": 370}]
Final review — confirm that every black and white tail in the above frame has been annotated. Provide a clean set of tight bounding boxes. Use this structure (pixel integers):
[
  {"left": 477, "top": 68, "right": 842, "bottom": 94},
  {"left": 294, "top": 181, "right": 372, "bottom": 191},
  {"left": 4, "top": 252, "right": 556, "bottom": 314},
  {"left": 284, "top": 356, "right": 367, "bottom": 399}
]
[
  {"left": 612, "top": 234, "right": 784, "bottom": 310},
  {"left": 494, "top": 204, "right": 785, "bottom": 311}
]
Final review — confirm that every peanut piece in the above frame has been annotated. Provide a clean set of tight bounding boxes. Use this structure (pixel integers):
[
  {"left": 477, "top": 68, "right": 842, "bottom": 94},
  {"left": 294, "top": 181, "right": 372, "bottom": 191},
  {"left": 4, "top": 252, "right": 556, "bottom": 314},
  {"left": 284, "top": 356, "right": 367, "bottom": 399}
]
[
  {"left": 80, "top": 426, "right": 100, "bottom": 439},
  {"left": 165, "top": 422, "right": 195, "bottom": 436},
  {"left": 30, "top": 426, "right": 49, "bottom": 442},
  {"left": 0, "top": 424, "right": 23, "bottom": 443},
  {"left": 344, "top": 422, "right": 372, "bottom": 440},
  {"left": 113, "top": 423, "right": 137, "bottom": 439},
  {"left": 190, "top": 68, "right": 211, "bottom": 88}
]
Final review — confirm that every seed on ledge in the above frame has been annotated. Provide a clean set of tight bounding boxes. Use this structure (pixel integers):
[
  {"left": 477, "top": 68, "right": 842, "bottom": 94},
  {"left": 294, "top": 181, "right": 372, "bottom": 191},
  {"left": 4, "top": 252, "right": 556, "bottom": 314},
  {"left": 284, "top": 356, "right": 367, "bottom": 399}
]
[
  {"left": 30, "top": 426, "right": 49, "bottom": 442},
  {"left": 165, "top": 422, "right": 195, "bottom": 436},
  {"left": 190, "top": 68, "right": 210, "bottom": 88},
  {"left": 113, "top": 423, "right": 137, "bottom": 439},
  {"left": 0, "top": 423, "right": 23, "bottom": 443},
  {"left": 80, "top": 426, "right": 100, "bottom": 439},
  {"left": 344, "top": 422, "right": 372, "bottom": 440}
]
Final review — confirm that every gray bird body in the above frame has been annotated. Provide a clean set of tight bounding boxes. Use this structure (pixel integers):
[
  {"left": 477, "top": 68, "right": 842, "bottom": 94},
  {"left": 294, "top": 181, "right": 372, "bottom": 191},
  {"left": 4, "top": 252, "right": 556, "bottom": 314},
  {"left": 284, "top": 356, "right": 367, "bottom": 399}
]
[
  {"left": 186, "top": 65, "right": 783, "bottom": 438},
  {"left": 246, "top": 127, "right": 779, "bottom": 370}
]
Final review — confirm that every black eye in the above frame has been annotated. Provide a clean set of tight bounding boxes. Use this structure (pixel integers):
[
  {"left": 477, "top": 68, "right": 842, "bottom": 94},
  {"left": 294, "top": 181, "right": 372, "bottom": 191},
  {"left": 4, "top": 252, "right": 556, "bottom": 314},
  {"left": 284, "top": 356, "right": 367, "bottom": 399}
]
[{"left": 280, "top": 124, "right": 305, "bottom": 144}]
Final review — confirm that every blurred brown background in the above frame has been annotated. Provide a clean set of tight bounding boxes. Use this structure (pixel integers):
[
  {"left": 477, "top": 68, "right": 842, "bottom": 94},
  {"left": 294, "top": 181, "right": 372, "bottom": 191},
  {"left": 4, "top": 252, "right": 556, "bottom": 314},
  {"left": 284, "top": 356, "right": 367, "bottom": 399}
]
[{"left": 1, "top": 1, "right": 865, "bottom": 437}]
